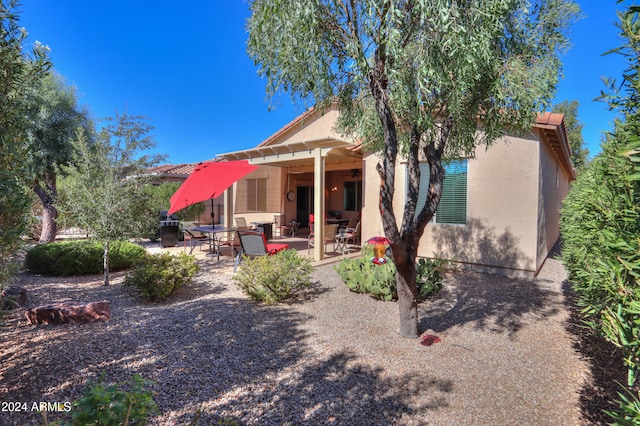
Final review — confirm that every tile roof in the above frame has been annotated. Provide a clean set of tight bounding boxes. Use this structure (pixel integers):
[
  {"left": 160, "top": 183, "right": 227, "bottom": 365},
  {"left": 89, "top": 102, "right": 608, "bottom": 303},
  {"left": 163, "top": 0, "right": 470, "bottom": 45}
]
[
  {"left": 146, "top": 163, "right": 196, "bottom": 177},
  {"left": 534, "top": 112, "right": 576, "bottom": 181}
]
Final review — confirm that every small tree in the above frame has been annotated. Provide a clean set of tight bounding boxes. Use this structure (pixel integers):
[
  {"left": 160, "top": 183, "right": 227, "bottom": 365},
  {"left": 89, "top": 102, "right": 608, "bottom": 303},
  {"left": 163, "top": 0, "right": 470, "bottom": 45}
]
[
  {"left": 25, "top": 72, "right": 92, "bottom": 244},
  {"left": 0, "top": 0, "right": 49, "bottom": 287},
  {"left": 247, "top": 0, "right": 580, "bottom": 337},
  {"left": 60, "top": 112, "right": 164, "bottom": 285}
]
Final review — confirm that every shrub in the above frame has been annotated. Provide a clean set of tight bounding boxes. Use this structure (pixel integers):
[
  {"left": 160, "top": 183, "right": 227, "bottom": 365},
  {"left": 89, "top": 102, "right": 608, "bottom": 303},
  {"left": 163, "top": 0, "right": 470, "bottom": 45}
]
[
  {"left": 416, "top": 257, "right": 446, "bottom": 298},
  {"left": 70, "top": 373, "right": 158, "bottom": 426},
  {"left": 334, "top": 248, "right": 397, "bottom": 301},
  {"left": 334, "top": 245, "right": 444, "bottom": 301},
  {"left": 123, "top": 252, "right": 199, "bottom": 302},
  {"left": 560, "top": 139, "right": 640, "bottom": 386},
  {"left": 233, "top": 249, "right": 314, "bottom": 303},
  {"left": 25, "top": 240, "right": 146, "bottom": 276}
]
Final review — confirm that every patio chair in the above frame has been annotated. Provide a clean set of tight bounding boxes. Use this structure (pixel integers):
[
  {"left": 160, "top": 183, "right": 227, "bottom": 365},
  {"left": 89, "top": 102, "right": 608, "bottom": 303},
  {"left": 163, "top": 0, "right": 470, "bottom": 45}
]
[
  {"left": 234, "top": 230, "right": 289, "bottom": 272},
  {"left": 235, "top": 216, "right": 255, "bottom": 230},
  {"left": 273, "top": 214, "right": 290, "bottom": 239},
  {"left": 182, "top": 229, "right": 210, "bottom": 254},
  {"left": 218, "top": 230, "right": 241, "bottom": 258},
  {"left": 308, "top": 224, "right": 338, "bottom": 254},
  {"left": 345, "top": 221, "right": 361, "bottom": 247},
  {"left": 289, "top": 220, "right": 300, "bottom": 237}
]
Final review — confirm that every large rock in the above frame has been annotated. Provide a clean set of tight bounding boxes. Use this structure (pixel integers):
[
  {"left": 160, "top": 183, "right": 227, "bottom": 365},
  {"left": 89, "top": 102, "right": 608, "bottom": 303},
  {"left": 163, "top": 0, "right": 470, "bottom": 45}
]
[
  {"left": 25, "top": 301, "right": 111, "bottom": 325},
  {"left": 1, "top": 286, "right": 27, "bottom": 310}
]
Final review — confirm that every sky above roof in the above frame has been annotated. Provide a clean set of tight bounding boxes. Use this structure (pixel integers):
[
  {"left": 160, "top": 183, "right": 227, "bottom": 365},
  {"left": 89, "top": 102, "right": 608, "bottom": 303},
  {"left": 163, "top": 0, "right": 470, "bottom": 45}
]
[{"left": 18, "top": 1, "right": 630, "bottom": 165}]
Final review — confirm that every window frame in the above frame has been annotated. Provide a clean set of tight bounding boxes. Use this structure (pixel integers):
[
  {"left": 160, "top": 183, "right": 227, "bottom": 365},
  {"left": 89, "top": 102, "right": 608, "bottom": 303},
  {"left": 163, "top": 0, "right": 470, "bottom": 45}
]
[{"left": 410, "top": 159, "right": 468, "bottom": 225}]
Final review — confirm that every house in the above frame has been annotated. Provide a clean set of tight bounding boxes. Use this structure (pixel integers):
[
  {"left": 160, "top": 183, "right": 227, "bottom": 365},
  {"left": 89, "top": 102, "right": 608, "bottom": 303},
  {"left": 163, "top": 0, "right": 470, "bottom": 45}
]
[{"left": 218, "top": 107, "right": 574, "bottom": 277}]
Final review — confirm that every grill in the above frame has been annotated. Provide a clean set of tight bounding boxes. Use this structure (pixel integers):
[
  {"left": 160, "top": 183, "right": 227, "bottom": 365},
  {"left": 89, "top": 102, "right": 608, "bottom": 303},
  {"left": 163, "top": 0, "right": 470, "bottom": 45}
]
[{"left": 159, "top": 210, "right": 180, "bottom": 247}]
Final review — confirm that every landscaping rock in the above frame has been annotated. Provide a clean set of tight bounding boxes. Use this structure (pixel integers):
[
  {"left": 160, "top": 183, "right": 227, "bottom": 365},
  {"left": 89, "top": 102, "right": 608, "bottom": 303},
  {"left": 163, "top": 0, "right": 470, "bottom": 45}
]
[
  {"left": 25, "top": 301, "right": 111, "bottom": 325},
  {"left": 1, "top": 286, "right": 27, "bottom": 310}
]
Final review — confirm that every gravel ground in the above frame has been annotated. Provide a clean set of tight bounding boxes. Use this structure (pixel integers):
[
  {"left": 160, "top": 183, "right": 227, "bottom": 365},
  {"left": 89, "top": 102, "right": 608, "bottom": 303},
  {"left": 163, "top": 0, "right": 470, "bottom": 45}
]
[{"left": 0, "top": 253, "right": 593, "bottom": 425}]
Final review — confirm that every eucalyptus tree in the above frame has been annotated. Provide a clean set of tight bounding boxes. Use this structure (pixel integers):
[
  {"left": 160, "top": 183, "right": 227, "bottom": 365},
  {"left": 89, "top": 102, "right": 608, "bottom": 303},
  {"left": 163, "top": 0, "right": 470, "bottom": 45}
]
[
  {"left": 248, "top": 0, "right": 580, "bottom": 337},
  {"left": 60, "top": 112, "right": 164, "bottom": 285},
  {"left": 26, "top": 72, "right": 92, "bottom": 244},
  {"left": 0, "top": 0, "right": 49, "bottom": 286}
]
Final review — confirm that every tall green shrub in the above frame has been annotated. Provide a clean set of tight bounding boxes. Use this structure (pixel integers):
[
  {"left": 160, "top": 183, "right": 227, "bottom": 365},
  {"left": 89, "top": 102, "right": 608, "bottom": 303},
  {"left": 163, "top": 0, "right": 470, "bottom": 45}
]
[
  {"left": 561, "top": 135, "right": 640, "bottom": 387},
  {"left": 561, "top": 4, "right": 640, "bottom": 387}
]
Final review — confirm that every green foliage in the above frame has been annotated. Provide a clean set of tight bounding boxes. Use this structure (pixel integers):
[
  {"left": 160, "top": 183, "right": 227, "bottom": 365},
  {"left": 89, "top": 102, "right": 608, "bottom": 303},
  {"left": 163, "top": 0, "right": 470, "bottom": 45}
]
[
  {"left": 248, "top": 0, "right": 580, "bottom": 337},
  {"left": 552, "top": 100, "right": 589, "bottom": 170},
  {"left": 143, "top": 182, "right": 204, "bottom": 222},
  {"left": 560, "top": 139, "right": 640, "bottom": 386},
  {"left": 70, "top": 373, "right": 158, "bottom": 426},
  {"left": 561, "top": 4, "right": 640, "bottom": 387},
  {"left": 415, "top": 258, "right": 446, "bottom": 298},
  {"left": 606, "top": 386, "right": 640, "bottom": 426},
  {"left": 141, "top": 182, "right": 205, "bottom": 241},
  {"left": 25, "top": 73, "right": 93, "bottom": 244},
  {"left": 0, "top": 0, "right": 50, "bottom": 287},
  {"left": 334, "top": 244, "right": 397, "bottom": 301},
  {"left": 233, "top": 249, "right": 314, "bottom": 303},
  {"left": 58, "top": 112, "right": 165, "bottom": 284},
  {"left": 25, "top": 240, "right": 145, "bottom": 276},
  {"left": 334, "top": 245, "right": 444, "bottom": 301},
  {"left": 123, "top": 252, "right": 199, "bottom": 302}
]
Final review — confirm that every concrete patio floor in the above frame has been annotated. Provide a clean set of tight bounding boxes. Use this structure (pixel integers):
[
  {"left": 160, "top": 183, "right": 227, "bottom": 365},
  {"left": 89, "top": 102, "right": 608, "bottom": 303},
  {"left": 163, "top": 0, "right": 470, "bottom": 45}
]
[{"left": 142, "top": 235, "right": 362, "bottom": 274}]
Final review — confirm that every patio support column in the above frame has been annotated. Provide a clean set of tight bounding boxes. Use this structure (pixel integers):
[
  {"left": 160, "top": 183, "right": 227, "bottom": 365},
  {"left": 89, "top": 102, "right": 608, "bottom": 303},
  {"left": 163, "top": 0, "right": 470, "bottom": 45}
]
[
  {"left": 313, "top": 148, "right": 325, "bottom": 261},
  {"left": 223, "top": 186, "right": 232, "bottom": 228}
]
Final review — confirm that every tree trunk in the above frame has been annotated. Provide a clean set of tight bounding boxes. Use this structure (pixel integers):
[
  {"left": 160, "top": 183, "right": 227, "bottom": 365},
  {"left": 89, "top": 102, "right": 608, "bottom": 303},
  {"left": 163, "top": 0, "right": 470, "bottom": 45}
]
[
  {"left": 396, "top": 256, "right": 419, "bottom": 337},
  {"left": 103, "top": 240, "right": 110, "bottom": 286},
  {"left": 34, "top": 171, "right": 58, "bottom": 244}
]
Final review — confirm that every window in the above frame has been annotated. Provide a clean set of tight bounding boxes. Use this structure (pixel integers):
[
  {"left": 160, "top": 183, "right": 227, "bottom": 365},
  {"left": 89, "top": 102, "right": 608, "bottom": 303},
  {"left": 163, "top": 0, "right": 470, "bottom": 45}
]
[
  {"left": 343, "top": 180, "right": 362, "bottom": 211},
  {"left": 414, "top": 160, "right": 468, "bottom": 224},
  {"left": 246, "top": 178, "right": 267, "bottom": 212}
]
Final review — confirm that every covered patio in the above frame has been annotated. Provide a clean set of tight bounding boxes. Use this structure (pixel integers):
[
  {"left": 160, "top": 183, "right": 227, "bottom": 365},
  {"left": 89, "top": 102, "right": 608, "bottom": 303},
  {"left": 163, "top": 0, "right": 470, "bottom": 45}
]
[{"left": 216, "top": 108, "right": 364, "bottom": 263}]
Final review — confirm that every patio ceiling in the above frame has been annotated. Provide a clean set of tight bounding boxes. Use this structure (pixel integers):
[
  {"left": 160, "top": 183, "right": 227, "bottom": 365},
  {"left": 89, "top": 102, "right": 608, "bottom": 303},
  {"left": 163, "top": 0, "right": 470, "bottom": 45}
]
[{"left": 217, "top": 137, "right": 362, "bottom": 172}]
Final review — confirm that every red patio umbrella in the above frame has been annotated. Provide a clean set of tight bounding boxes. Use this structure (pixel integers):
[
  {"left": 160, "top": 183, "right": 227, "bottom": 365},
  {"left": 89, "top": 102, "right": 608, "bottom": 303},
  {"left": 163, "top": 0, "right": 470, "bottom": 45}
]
[{"left": 168, "top": 160, "right": 258, "bottom": 216}]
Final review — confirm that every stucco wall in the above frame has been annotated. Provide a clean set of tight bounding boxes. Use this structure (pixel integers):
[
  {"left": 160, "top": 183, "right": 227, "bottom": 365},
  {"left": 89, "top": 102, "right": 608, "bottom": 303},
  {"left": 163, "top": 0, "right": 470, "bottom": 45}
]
[
  {"left": 232, "top": 165, "right": 284, "bottom": 224},
  {"left": 362, "top": 135, "right": 543, "bottom": 276},
  {"left": 535, "top": 136, "right": 572, "bottom": 270},
  {"left": 271, "top": 109, "right": 344, "bottom": 144}
]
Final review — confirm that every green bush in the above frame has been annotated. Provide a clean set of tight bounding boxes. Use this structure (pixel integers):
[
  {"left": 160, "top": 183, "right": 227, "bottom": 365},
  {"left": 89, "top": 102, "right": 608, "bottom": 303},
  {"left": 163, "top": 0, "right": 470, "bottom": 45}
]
[
  {"left": 334, "top": 248, "right": 397, "bottom": 301},
  {"left": 70, "top": 373, "right": 158, "bottom": 426},
  {"left": 123, "top": 252, "right": 199, "bottom": 302},
  {"left": 334, "top": 245, "right": 444, "bottom": 301},
  {"left": 416, "top": 257, "right": 446, "bottom": 298},
  {"left": 25, "top": 240, "right": 146, "bottom": 276},
  {"left": 560, "top": 139, "right": 640, "bottom": 386},
  {"left": 233, "top": 249, "right": 314, "bottom": 303}
]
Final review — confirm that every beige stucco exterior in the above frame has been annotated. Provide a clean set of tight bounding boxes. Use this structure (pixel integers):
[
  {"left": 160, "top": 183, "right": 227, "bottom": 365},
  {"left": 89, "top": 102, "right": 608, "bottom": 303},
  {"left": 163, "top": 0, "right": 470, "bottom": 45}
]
[
  {"left": 219, "top": 106, "right": 573, "bottom": 273},
  {"left": 362, "top": 131, "right": 573, "bottom": 277}
]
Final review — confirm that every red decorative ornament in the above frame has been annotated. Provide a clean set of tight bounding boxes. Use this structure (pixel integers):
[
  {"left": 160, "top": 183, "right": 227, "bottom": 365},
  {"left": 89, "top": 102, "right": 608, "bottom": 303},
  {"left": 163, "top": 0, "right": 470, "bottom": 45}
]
[{"left": 366, "top": 236, "right": 392, "bottom": 265}]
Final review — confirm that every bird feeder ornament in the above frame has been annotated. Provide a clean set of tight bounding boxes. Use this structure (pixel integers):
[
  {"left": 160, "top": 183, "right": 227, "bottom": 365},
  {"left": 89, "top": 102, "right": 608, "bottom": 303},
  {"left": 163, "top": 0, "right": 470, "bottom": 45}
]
[{"left": 366, "top": 236, "right": 392, "bottom": 265}]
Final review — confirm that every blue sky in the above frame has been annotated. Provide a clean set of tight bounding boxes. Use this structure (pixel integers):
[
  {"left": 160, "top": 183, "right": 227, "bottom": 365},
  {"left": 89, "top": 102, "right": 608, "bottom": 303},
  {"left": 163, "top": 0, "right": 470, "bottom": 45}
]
[{"left": 18, "top": 1, "right": 629, "bottom": 165}]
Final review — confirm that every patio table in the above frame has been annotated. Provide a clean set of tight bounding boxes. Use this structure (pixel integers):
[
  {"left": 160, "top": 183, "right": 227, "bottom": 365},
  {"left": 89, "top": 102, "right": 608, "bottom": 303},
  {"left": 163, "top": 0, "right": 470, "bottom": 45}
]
[{"left": 188, "top": 226, "right": 237, "bottom": 260}]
